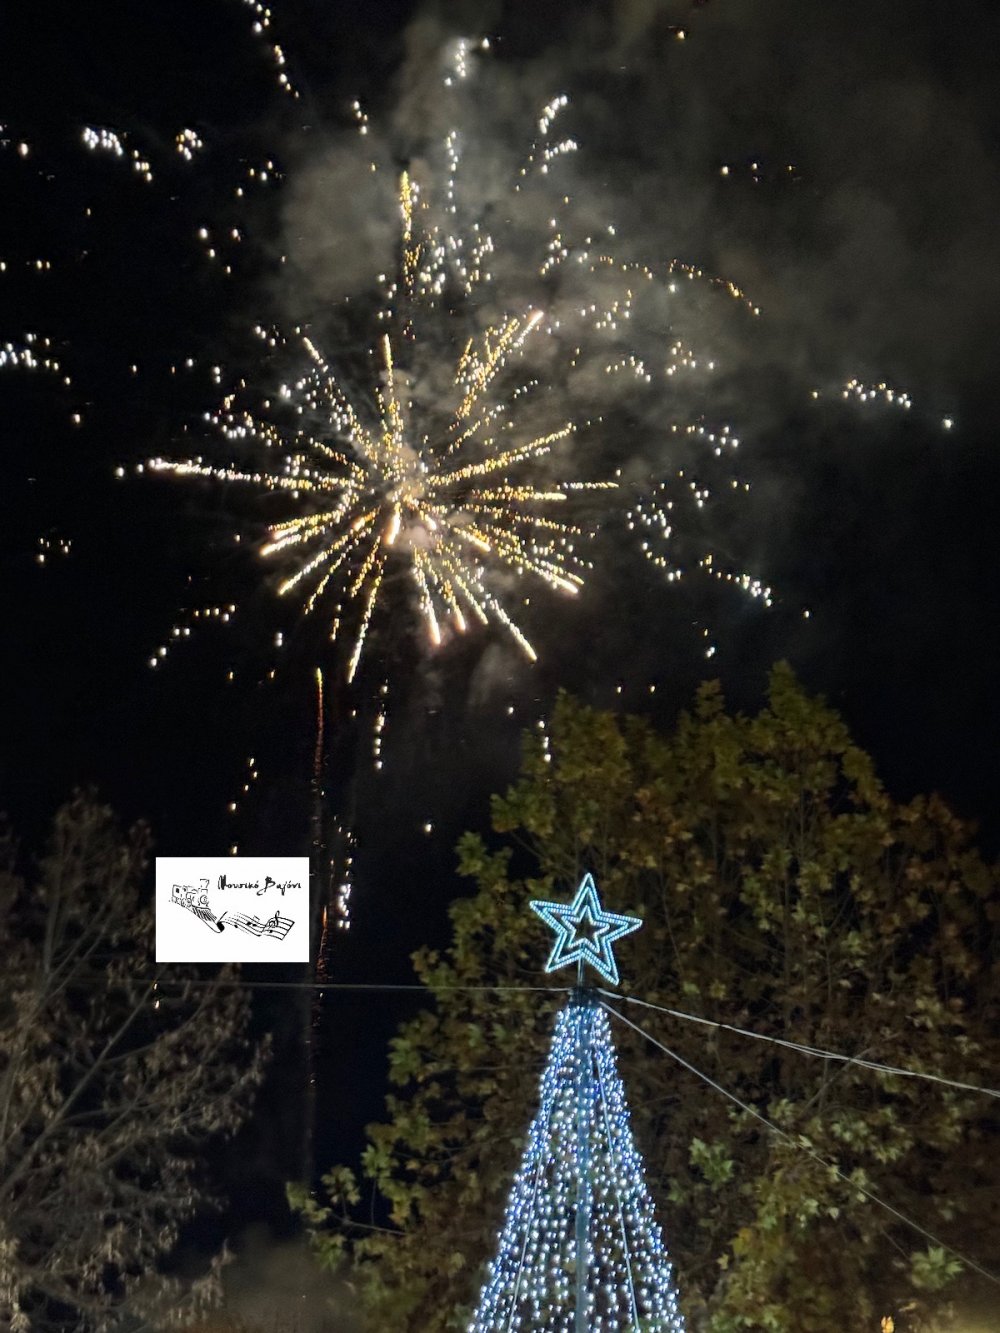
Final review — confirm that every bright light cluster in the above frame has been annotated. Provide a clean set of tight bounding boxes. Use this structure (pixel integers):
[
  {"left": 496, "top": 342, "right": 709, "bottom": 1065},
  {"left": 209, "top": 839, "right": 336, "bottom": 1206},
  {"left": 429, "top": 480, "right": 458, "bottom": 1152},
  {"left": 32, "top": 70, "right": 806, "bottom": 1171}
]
[
  {"left": 35, "top": 534, "right": 72, "bottom": 565},
  {"left": 241, "top": 0, "right": 300, "bottom": 98},
  {"left": 81, "top": 126, "right": 153, "bottom": 182},
  {"left": 626, "top": 418, "right": 773, "bottom": 635},
  {"left": 469, "top": 996, "right": 686, "bottom": 1332},
  {"left": 146, "top": 603, "right": 237, "bottom": 670},
  {"left": 149, "top": 317, "right": 589, "bottom": 677},
  {"left": 840, "top": 377, "right": 912, "bottom": 411},
  {"left": 371, "top": 679, "right": 389, "bottom": 771},
  {"left": 81, "top": 125, "right": 125, "bottom": 159},
  {"left": 175, "top": 128, "right": 204, "bottom": 161},
  {"left": 149, "top": 46, "right": 768, "bottom": 684},
  {"left": 149, "top": 115, "right": 620, "bottom": 678},
  {"left": 0, "top": 336, "right": 64, "bottom": 377},
  {"left": 331, "top": 817, "right": 356, "bottom": 932}
]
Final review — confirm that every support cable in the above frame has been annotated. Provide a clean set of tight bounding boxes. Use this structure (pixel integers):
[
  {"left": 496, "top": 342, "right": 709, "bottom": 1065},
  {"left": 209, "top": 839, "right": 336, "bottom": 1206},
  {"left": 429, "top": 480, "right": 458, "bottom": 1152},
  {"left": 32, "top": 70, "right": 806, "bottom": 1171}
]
[
  {"left": 601, "top": 999, "right": 1000, "bottom": 1291},
  {"left": 602, "top": 989, "right": 1000, "bottom": 1101}
]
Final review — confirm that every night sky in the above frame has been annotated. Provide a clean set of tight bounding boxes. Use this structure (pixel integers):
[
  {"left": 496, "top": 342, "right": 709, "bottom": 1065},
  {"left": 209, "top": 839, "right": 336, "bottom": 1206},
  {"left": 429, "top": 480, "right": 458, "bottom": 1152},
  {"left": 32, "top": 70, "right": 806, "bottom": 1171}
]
[{"left": 3, "top": 0, "right": 1000, "bottom": 1247}]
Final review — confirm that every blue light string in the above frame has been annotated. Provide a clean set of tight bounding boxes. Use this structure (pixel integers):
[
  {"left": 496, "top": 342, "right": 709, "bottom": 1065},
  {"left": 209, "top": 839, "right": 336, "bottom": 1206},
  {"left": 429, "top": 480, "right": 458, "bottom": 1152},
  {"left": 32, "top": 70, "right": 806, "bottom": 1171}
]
[
  {"left": 595, "top": 1041, "right": 640, "bottom": 1328},
  {"left": 505, "top": 1089, "right": 556, "bottom": 1332},
  {"left": 468, "top": 999, "right": 687, "bottom": 1331}
]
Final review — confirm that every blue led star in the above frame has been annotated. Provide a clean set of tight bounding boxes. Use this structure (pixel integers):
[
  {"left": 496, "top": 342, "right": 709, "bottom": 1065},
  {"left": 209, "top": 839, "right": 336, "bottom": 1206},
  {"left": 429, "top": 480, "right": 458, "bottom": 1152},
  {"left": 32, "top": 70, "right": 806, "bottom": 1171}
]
[{"left": 529, "top": 873, "right": 642, "bottom": 986}]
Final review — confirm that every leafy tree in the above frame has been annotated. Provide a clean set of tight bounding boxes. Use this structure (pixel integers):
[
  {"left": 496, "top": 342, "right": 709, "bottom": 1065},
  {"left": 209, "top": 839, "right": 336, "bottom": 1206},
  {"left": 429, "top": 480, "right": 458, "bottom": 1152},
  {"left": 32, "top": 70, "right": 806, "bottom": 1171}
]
[
  {"left": 295, "top": 666, "right": 1000, "bottom": 1331},
  {"left": 0, "top": 794, "right": 267, "bottom": 1332}
]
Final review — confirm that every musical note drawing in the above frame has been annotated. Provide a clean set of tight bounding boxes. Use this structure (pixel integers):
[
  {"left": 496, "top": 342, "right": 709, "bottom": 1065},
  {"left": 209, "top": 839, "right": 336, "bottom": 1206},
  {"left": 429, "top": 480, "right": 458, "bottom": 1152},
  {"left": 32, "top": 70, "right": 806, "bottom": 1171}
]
[{"left": 217, "top": 909, "right": 294, "bottom": 942}]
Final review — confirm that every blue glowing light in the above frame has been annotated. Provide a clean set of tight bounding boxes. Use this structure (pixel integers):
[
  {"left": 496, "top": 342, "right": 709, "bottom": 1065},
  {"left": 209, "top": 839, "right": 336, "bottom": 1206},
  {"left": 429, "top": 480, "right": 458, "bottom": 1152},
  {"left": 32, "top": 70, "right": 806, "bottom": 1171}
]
[
  {"left": 468, "top": 999, "right": 686, "bottom": 1331},
  {"left": 530, "top": 873, "right": 642, "bottom": 986}
]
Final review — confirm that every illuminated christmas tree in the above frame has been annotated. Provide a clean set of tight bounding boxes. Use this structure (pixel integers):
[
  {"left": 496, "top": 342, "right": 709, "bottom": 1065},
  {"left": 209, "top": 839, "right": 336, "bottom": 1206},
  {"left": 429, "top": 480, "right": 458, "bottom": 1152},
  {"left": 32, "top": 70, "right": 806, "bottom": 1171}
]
[{"left": 469, "top": 874, "right": 686, "bottom": 1332}]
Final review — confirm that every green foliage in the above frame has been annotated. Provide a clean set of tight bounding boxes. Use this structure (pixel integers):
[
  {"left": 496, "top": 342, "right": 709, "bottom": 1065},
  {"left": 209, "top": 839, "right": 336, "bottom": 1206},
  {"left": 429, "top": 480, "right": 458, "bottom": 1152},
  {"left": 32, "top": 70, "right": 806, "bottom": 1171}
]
[
  {"left": 910, "top": 1248, "right": 964, "bottom": 1293},
  {"left": 296, "top": 667, "right": 1000, "bottom": 1331}
]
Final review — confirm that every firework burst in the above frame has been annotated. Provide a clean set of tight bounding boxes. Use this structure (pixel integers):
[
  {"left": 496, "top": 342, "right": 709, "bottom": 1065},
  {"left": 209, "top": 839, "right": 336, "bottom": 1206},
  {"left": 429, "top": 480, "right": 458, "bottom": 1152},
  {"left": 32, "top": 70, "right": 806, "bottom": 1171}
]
[
  {"left": 150, "top": 242, "right": 603, "bottom": 679},
  {"left": 0, "top": 11, "right": 957, "bottom": 926},
  {"left": 146, "top": 38, "right": 766, "bottom": 685}
]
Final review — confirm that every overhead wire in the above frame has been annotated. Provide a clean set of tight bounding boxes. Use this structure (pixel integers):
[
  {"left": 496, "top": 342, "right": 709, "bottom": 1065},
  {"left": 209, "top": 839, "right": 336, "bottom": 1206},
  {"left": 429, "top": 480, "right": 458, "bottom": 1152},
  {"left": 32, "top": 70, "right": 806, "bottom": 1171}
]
[
  {"left": 601, "top": 998, "right": 1000, "bottom": 1290},
  {"left": 143, "top": 978, "right": 571, "bottom": 993},
  {"left": 601, "top": 989, "right": 1000, "bottom": 1101},
  {"left": 69, "top": 968, "right": 1000, "bottom": 1285},
  {"left": 146, "top": 976, "right": 1000, "bottom": 1100}
]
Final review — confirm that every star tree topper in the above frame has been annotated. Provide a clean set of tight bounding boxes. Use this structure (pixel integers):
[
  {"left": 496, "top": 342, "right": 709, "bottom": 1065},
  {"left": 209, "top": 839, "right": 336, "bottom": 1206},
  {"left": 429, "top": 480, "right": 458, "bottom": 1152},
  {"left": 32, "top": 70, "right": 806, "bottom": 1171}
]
[{"left": 530, "top": 873, "right": 642, "bottom": 986}]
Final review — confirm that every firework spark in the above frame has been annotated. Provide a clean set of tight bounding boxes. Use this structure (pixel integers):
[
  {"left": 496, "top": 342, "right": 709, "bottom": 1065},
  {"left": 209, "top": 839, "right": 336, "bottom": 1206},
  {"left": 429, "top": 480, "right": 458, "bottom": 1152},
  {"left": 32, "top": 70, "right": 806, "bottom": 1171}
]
[
  {"left": 6, "top": 26, "right": 947, "bottom": 701},
  {"left": 151, "top": 318, "right": 598, "bottom": 676},
  {"left": 0, "top": 11, "right": 958, "bottom": 921},
  {"left": 148, "top": 40, "right": 762, "bottom": 682}
]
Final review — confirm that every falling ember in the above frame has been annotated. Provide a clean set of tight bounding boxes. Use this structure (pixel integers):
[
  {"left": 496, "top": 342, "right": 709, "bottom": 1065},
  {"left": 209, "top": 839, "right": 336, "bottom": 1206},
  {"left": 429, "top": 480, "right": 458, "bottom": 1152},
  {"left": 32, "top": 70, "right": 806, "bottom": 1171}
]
[{"left": 313, "top": 666, "right": 324, "bottom": 785}]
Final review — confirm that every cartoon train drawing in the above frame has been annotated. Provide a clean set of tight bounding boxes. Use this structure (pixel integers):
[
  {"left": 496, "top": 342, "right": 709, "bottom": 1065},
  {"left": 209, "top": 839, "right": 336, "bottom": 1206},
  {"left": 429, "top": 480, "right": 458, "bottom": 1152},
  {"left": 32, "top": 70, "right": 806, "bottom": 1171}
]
[{"left": 171, "top": 879, "right": 225, "bottom": 933}]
